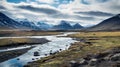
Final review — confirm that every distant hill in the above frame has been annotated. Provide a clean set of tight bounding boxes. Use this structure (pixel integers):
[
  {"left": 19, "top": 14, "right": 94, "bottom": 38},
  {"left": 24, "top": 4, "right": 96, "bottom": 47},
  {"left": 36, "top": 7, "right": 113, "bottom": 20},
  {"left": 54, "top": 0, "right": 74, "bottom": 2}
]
[{"left": 89, "top": 14, "right": 120, "bottom": 31}]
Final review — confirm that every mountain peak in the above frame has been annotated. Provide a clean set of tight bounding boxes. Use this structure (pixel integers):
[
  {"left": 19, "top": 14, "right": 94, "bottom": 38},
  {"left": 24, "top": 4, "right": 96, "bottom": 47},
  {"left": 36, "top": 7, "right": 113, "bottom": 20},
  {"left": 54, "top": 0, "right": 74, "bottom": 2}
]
[
  {"left": 60, "top": 20, "right": 70, "bottom": 25},
  {"left": 0, "top": 12, "right": 3, "bottom": 14},
  {"left": 0, "top": 12, "right": 7, "bottom": 17},
  {"left": 73, "top": 23, "right": 83, "bottom": 29},
  {"left": 74, "top": 23, "right": 80, "bottom": 25},
  {"left": 53, "top": 20, "right": 73, "bottom": 30},
  {"left": 116, "top": 14, "right": 120, "bottom": 18}
]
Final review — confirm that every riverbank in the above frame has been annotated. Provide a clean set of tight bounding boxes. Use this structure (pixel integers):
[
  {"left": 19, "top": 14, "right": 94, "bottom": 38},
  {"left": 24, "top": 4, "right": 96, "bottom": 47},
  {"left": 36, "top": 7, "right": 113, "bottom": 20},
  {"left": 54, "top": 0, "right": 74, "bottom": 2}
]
[
  {"left": 0, "top": 31, "right": 62, "bottom": 37},
  {"left": 25, "top": 31, "right": 120, "bottom": 67},
  {"left": 0, "top": 47, "right": 33, "bottom": 63},
  {"left": 0, "top": 38, "right": 50, "bottom": 63},
  {"left": 0, "top": 38, "right": 50, "bottom": 49}
]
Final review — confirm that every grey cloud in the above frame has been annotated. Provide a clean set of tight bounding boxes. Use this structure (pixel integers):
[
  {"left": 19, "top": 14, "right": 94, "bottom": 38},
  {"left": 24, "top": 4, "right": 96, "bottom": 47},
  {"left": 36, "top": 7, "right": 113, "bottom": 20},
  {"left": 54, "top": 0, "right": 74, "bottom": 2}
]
[
  {"left": 16, "top": 5, "right": 97, "bottom": 21},
  {"left": 0, "top": 1, "right": 108, "bottom": 26},
  {"left": 74, "top": 11, "right": 115, "bottom": 17},
  {"left": 0, "top": 5, "right": 5, "bottom": 9},
  {"left": 51, "top": 13, "right": 96, "bottom": 21},
  {"left": 17, "top": 5, "right": 60, "bottom": 15}
]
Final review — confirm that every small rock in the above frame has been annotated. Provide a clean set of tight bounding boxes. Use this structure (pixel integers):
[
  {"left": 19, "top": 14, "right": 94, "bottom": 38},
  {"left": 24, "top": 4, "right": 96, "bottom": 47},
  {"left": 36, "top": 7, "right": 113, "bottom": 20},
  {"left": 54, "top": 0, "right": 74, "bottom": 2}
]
[
  {"left": 94, "top": 52, "right": 109, "bottom": 59},
  {"left": 45, "top": 54, "right": 47, "bottom": 56},
  {"left": 89, "top": 58, "right": 98, "bottom": 66},
  {"left": 59, "top": 49, "right": 62, "bottom": 51},
  {"left": 70, "top": 60, "right": 80, "bottom": 67},
  {"left": 17, "top": 58, "right": 20, "bottom": 60},
  {"left": 111, "top": 53, "right": 120, "bottom": 61},
  {"left": 33, "top": 51, "right": 40, "bottom": 56},
  {"left": 50, "top": 53, "right": 53, "bottom": 55},
  {"left": 70, "top": 60, "right": 76, "bottom": 64},
  {"left": 79, "top": 58, "right": 88, "bottom": 65},
  {"left": 32, "top": 58, "right": 34, "bottom": 60},
  {"left": 83, "top": 54, "right": 93, "bottom": 61}
]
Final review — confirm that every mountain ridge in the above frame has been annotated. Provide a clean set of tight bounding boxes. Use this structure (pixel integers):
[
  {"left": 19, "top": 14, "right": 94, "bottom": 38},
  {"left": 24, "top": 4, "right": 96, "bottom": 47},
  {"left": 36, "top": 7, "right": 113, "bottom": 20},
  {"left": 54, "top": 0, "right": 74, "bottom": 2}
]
[
  {"left": 88, "top": 14, "right": 120, "bottom": 31},
  {"left": 0, "top": 12, "right": 84, "bottom": 31}
]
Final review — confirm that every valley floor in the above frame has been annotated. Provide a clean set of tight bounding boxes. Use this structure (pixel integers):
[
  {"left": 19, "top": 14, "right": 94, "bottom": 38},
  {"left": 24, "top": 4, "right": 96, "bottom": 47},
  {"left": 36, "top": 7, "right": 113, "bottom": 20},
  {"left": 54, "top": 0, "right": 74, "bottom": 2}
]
[{"left": 25, "top": 31, "right": 120, "bottom": 67}]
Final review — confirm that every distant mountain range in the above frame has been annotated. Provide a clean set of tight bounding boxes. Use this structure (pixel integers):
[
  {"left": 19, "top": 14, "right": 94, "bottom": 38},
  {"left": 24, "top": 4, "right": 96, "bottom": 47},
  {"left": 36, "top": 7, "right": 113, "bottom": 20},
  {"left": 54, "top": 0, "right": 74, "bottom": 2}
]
[
  {"left": 37, "top": 22, "right": 53, "bottom": 30},
  {"left": 1, "top": 12, "right": 120, "bottom": 31},
  {"left": 88, "top": 14, "right": 120, "bottom": 31},
  {"left": 0, "top": 12, "right": 83, "bottom": 31},
  {"left": 53, "top": 20, "right": 83, "bottom": 30},
  {"left": 73, "top": 23, "right": 83, "bottom": 29},
  {"left": 53, "top": 20, "right": 73, "bottom": 30},
  {"left": 18, "top": 19, "right": 41, "bottom": 30}
]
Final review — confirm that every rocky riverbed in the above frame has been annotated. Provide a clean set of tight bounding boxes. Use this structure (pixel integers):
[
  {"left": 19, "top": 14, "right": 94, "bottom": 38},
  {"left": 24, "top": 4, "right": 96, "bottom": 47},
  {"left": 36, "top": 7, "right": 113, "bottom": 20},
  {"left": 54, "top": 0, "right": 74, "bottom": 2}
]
[
  {"left": 0, "top": 47, "right": 33, "bottom": 63},
  {"left": 0, "top": 38, "right": 50, "bottom": 63}
]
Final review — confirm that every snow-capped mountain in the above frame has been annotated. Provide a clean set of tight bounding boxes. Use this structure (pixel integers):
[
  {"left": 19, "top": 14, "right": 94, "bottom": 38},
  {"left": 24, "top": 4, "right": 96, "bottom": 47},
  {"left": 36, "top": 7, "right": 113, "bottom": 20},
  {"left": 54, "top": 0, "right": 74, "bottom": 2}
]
[
  {"left": 53, "top": 20, "right": 73, "bottom": 30},
  {"left": 37, "top": 21, "right": 53, "bottom": 30},
  {"left": 0, "top": 12, "right": 84, "bottom": 31},
  {"left": 18, "top": 19, "right": 40, "bottom": 30},
  {"left": 0, "top": 12, "right": 25, "bottom": 30},
  {"left": 73, "top": 23, "right": 83, "bottom": 29}
]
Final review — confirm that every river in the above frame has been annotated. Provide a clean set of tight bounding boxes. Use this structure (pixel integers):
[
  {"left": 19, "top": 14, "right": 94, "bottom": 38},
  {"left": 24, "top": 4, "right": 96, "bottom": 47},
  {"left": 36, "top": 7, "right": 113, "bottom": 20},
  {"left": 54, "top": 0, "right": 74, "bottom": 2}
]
[{"left": 0, "top": 32, "right": 77, "bottom": 67}]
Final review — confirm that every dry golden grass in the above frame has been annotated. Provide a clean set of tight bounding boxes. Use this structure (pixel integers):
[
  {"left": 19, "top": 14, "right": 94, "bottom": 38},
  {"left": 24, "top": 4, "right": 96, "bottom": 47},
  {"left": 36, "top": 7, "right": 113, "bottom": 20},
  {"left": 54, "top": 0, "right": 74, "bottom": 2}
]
[
  {"left": 68, "top": 31, "right": 120, "bottom": 38},
  {"left": 0, "top": 38, "right": 49, "bottom": 47},
  {"left": 0, "top": 31, "right": 62, "bottom": 37},
  {"left": 0, "top": 38, "right": 31, "bottom": 46}
]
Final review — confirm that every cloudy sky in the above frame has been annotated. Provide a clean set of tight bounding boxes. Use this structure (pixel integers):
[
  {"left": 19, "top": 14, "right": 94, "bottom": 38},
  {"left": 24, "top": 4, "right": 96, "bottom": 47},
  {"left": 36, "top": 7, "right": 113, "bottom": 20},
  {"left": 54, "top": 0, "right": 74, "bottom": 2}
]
[{"left": 0, "top": 0, "right": 120, "bottom": 26}]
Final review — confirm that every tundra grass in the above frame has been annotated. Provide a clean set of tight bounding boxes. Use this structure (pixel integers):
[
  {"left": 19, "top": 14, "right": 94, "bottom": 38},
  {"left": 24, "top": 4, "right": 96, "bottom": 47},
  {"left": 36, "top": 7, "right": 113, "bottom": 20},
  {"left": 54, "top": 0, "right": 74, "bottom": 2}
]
[{"left": 0, "top": 31, "right": 62, "bottom": 37}]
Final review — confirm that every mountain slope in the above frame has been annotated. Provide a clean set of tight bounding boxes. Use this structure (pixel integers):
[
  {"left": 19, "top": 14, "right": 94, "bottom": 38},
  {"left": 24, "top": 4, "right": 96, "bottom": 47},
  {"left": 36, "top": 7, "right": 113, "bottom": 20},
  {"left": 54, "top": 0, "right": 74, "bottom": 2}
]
[
  {"left": 37, "top": 22, "right": 52, "bottom": 30},
  {"left": 73, "top": 23, "right": 83, "bottom": 29},
  {"left": 53, "top": 20, "right": 73, "bottom": 30},
  {"left": 89, "top": 14, "right": 120, "bottom": 31},
  {"left": 19, "top": 19, "right": 40, "bottom": 30},
  {"left": 0, "top": 12, "right": 31, "bottom": 30}
]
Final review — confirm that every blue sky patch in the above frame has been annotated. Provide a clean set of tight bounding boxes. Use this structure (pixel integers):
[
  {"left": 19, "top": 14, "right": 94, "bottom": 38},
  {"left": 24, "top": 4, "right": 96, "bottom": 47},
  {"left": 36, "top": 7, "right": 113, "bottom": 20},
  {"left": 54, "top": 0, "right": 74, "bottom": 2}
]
[{"left": 7, "top": 0, "right": 27, "bottom": 3}]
